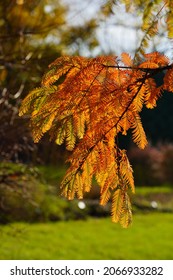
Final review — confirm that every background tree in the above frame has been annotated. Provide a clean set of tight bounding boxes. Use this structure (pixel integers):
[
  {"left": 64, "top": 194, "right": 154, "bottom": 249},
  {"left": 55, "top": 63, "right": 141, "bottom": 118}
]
[
  {"left": 0, "top": 0, "right": 64, "bottom": 161},
  {"left": 0, "top": 0, "right": 99, "bottom": 163}
]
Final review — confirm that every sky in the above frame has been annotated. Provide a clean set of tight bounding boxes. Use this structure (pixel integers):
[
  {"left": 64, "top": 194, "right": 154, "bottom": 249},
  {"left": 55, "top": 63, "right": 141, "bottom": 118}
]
[{"left": 62, "top": 0, "right": 173, "bottom": 60}]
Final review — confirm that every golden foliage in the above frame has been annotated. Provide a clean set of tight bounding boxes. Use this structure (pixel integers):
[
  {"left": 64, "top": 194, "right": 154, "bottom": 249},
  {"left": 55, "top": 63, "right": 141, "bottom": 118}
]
[{"left": 19, "top": 52, "right": 173, "bottom": 227}]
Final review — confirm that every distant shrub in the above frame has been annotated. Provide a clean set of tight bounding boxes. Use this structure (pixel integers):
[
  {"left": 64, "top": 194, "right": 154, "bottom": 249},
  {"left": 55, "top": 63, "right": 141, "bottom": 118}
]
[
  {"left": 128, "top": 144, "right": 163, "bottom": 186},
  {"left": 128, "top": 143, "right": 173, "bottom": 186},
  {"left": 0, "top": 162, "right": 89, "bottom": 223},
  {"left": 159, "top": 143, "right": 173, "bottom": 185}
]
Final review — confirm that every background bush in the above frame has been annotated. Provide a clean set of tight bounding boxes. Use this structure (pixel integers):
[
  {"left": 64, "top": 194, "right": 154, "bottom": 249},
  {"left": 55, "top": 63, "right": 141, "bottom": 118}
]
[
  {"left": 128, "top": 143, "right": 173, "bottom": 186},
  {"left": 0, "top": 162, "right": 89, "bottom": 223}
]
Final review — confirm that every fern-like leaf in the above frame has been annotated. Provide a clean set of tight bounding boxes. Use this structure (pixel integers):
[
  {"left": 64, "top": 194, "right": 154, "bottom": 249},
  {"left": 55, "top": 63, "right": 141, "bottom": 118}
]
[
  {"left": 119, "top": 192, "right": 132, "bottom": 228},
  {"left": 131, "top": 112, "right": 148, "bottom": 149},
  {"left": 111, "top": 188, "right": 124, "bottom": 223},
  {"left": 121, "top": 52, "right": 133, "bottom": 67},
  {"left": 119, "top": 149, "right": 135, "bottom": 193},
  {"left": 163, "top": 68, "right": 173, "bottom": 92},
  {"left": 66, "top": 117, "right": 76, "bottom": 151}
]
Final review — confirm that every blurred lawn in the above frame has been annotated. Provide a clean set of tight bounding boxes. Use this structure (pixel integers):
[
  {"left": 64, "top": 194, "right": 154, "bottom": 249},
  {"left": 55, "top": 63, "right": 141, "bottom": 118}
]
[
  {"left": 135, "top": 186, "right": 173, "bottom": 195},
  {"left": 0, "top": 213, "right": 173, "bottom": 260}
]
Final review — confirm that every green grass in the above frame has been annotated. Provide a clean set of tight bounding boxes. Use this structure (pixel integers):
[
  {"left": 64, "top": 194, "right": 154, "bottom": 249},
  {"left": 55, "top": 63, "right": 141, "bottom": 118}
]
[
  {"left": 0, "top": 213, "right": 173, "bottom": 260},
  {"left": 135, "top": 185, "right": 173, "bottom": 195}
]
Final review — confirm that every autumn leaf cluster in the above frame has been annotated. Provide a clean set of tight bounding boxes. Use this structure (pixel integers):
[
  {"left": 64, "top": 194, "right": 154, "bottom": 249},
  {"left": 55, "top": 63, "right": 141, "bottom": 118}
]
[{"left": 19, "top": 52, "right": 173, "bottom": 227}]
